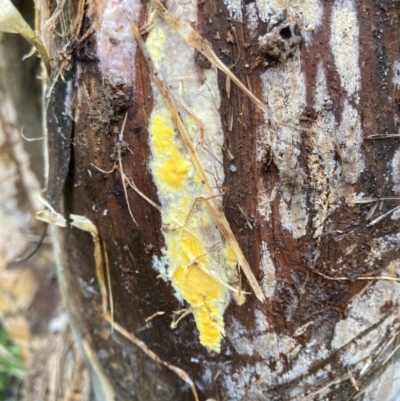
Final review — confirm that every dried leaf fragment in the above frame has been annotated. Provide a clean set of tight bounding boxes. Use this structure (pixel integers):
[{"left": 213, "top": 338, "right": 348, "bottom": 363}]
[
  {"left": 0, "top": 0, "right": 50, "bottom": 73},
  {"left": 36, "top": 210, "right": 67, "bottom": 227},
  {"left": 70, "top": 214, "right": 109, "bottom": 314},
  {"left": 226, "top": 31, "right": 234, "bottom": 44}
]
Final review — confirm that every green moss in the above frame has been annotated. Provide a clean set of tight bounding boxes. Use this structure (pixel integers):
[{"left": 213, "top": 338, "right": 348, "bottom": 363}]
[{"left": 0, "top": 323, "right": 24, "bottom": 401}]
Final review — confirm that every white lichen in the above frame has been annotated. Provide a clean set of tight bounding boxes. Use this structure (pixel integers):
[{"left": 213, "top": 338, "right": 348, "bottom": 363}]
[
  {"left": 332, "top": 278, "right": 400, "bottom": 366},
  {"left": 245, "top": 2, "right": 259, "bottom": 35},
  {"left": 336, "top": 100, "right": 364, "bottom": 185},
  {"left": 392, "top": 60, "right": 400, "bottom": 88},
  {"left": 224, "top": 328, "right": 333, "bottom": 400},
  {"left": 224, "top": 259, "right": 400, "bottom": 398},
  {"left": 260, "top": 241, "right": 276, "bottom": 298},
  {"left": 257, "top": 181, "right": 277, "bottom": 222},
  {"left": 96, "top": 0, "right": 141, "bottom": 84},
  {"left": 391, "top": 148, "right": 400, "bottom": 194},
  {"left": 330, "top": 0, "right": 361, "bottom": 98},
  {"left": 229, "top": 316, "right": 258, "bottom": 356},
  {"left": 260, "top": 53, "right": 308, "bottom": 238},
  {"left": 362, "top": 358, "right": 400, "bottom": 401},
  {"left": 253, "top": 332, "right": 296, "bottom": 359},
  {"left": 254, "top": 308, "right": 269, "bottom": 332},
  {"left": 256, "top": 0, "right": 323, "bottom": 43},
  {"left": 223, "top": 0, "right": 242, "bottom": 20},
  {"left": 309, "top": 64, "right": 339, "bottom": 238},
  {"left": 331, "top": 234, "right": 400, "bottom": 366}
]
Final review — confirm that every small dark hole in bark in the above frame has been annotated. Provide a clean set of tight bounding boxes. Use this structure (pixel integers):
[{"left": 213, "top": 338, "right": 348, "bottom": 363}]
[
  {"left": 394, "top": 98, "right": 400, "bottom": 113},
  {"left": 134, "top": 126, "right": 143, "bottom": 136},
  {"left": 280, "top": 26, "right": 292, "bottom": 39}
]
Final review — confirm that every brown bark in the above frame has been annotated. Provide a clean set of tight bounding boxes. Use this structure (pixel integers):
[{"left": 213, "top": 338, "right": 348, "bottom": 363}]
[{"left": 28, "top": 0, "right": 400, "bottom": 400}]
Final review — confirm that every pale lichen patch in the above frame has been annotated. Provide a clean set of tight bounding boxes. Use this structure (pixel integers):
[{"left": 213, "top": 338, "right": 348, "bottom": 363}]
[
  {"left": 261, "top": 53, "right": 308, "bottom": 239},
  {"left": 330, "top": 0, "right": 361, "bottom": 98},
  {"left": 245, "top": 2, "right": 259, "bottom": 36},
  {"left": 391, "top": 60, "right": 400, "bottom": 88},
  {"left": 229, "top": 318, "right": 255, "bottom": 356},
  {"left": 222, "top": 364, "right": 261, "bottom": 401},
  {"left": 332, "top": 278, "right": 400, "bottom": 366},
  {"left": 256, "top": 0, "right": 323, "bottom": 43},
  {"left": 223, "top": 330, "right": 334, "bottom": 400},
  {"left": 222, "top": 0, "right": 242, "bottom": 21},
  {"left": 365, "top": 233, "right": 400, "bottom": 263},
  {"left": 96, "top": 0, "right": 140, "bottom": 84},
  {"left": 332, "top": 234, "right": 400, "bottom": 366},
  {"left": 336, "top": 100, "right": 363, "bottom": 185},
  {"left": 391, "top": 208, "right": 400, "bottom": 220},
  {"left": 253, "top": 332, "right": 296, "bottom": 359},
  {"left": 309, "top": 64, "right": 339, "bottom": 238},
  {"left": 254, "top": 308, "right": 269, "bottom": 332},
  {"left": 362, "top": 358, "right": 400, "bottom": 401},
  {"left": 391, "top": 148, "right": 400, "bottom": 194},
  {"left": 260, "top": 241, "right": 276, "bottom": 298},
  {"left": 256, "top": 181, "right": 277, "bottom": 222}
]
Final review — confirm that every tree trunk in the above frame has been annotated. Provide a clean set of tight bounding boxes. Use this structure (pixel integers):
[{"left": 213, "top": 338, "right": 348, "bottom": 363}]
[{"left": 30, "top": 0, "right": 400, "bottom": 400}]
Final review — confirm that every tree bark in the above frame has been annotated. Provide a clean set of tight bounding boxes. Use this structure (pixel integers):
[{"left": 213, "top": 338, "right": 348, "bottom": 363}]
[{"left": 30, "top": 0, "right": 400, "bottom": 400}]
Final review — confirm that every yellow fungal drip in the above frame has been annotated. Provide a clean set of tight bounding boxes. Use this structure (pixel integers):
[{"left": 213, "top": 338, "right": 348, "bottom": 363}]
[
  {"left": 150, "top": 111, "right": 232, "bottom": 351},
  {"left": 147, "top": 22, "right": 241, "bottom": 352}
]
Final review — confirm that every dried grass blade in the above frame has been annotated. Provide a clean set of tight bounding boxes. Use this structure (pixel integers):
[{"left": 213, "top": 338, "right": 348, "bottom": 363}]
[
  {"left": 70, "top": 215, "right": 108, "bottom": 314},
  {"left": 367, "top": 205, "right": 400, "bottom": 227}
]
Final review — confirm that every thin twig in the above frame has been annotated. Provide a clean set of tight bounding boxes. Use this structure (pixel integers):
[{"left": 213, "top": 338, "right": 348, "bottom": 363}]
[
  {"left": 367, "top": 205, "right": 400, "bottom": 227},
  {"left": 117, "top": 112, "right": 138, "bottom": 226},
  {"left": 104, "top": 314, "right": 199, "bottom": 401},
  {"left": 314, "top": 270, "right": 400, "bottom": 282}
]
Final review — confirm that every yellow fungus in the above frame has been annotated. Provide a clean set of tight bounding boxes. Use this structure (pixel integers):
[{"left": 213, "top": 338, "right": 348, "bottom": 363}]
[
  {"left": 160, "top": 149, "right": 189, "bottom": 188},
  {"left": 147, "top": 20, "right": 244, "bottom": 351},
  {"left": 149, "top": 108, "right": 232, "bottom": 351}
]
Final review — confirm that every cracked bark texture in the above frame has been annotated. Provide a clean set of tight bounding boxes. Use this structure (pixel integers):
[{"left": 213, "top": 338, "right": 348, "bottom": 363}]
[{"left": 27, "top": 0, "right": 400, "bottom": 400}]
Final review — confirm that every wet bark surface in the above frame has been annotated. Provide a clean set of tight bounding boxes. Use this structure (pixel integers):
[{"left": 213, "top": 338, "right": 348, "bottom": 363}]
[{"left": 42, "top": 0, "right": 400, "bottom": 400}]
